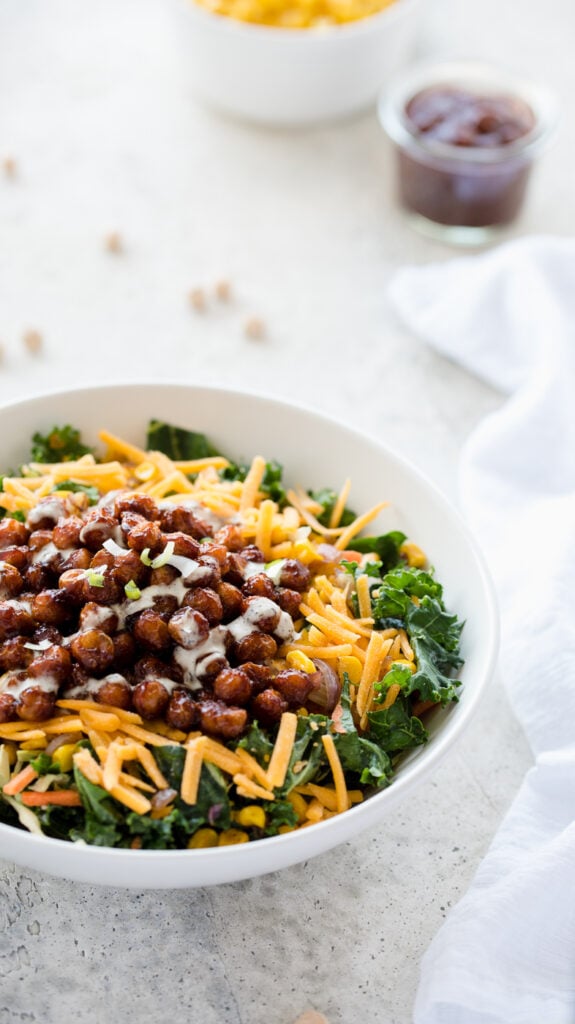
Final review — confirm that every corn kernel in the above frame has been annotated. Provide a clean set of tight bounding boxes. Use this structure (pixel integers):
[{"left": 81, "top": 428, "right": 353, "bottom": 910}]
[
  {"left": 338, "top": 655, "right": 362, "bottom": 686},
  {"left": 400, "top": 541, "right": 427, "bottom": 568},
  {"left": 286, "top": 650, "right": 316, "bottom": 674},
  {"left": 287, "top": 791, "right": 308, "bottom": 822},
  {"left": 234, "top": 805, "right": 266, "bottom": 829},
  {"left": 188, "top": 828, "right": 219, "bottom": 849},
  {"left": 218, "top": 828, "right": 249, "bottom": 846}
]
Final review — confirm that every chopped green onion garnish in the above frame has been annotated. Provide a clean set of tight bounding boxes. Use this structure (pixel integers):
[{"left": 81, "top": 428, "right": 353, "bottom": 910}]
[
  {"left": 85, "top": 569, "right": 105, "bottom": 587},
  {"left": 140, "top": 540, "right": 175, "bottom": 570},
  {"left": 124, "top": 580, "right": 141, "bottom": 601}
]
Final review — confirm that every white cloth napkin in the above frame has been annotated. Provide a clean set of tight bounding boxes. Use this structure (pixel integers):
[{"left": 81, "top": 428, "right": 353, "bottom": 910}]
[{"left": 388, "top": 236, "right": 575, "bottom": 1024}]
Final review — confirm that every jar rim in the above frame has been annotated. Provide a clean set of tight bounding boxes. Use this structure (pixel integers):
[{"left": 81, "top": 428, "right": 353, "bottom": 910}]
[{"left": 378, "top": 59, "right": 559, "bottom": 164}]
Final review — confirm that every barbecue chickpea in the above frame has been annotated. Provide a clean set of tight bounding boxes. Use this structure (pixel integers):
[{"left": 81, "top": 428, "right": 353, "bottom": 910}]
[
  {"left": 0, "top": 637, "right": 34, "bottom": 671},
  {"left": 0, "top": 563, "right": 23, "bottom": 599},
  {"left": 28, "top": 529, "right": 53, "bottom": 552},
  {"left": 195, "top": 556, "right": 221, "bottom": 589},
  {"left": 53, "top": 515, "right": 83, "bottom": 549},
  {"left": 79, "top": 603, "right": 118, "bottom": 634},
  {"left": 242, "top": 573, "right": 277, "bottom": 601},
  {"left": 149, "top": 565, "right": 179, "bottom": 588},
  {"left": 24, "top": 565, "right": 54, "bottom": 593},
  {"left": 196, "top": 653, "right": 229, "bottom": 683},
  {"left": 28, "top": 645, "right": 72, "bottom": 685},
  {"left": 18, "top": 686, "right": 56, "bottom": 721},
  {"left": 199, "top": 542, "right": 230, "bottom": 571},
  {"left": 278, "top": 559, "right": 311, "bottom": 592},
  {"left": 133, "top": 610, "right": 172, "bottom": 653},
  {"left": 31, "top": 589, "right": 75, "bottom": 626},
  {"left": 95, "top": 675, "right": 132, "bottom": 710},
  {"left": 90, "top": 550, "right": 115, "bottom": 570},
  {"left": 162, "top": 532, "right": 201, "bottom": 559},
  {"left": 132, "top": 679, "right": 170, "bottom": 719},
  {"left": 199, "top": 699, "right": 248, "bottom": 739},
  {"left": 166, "top": 690, "right": 199, "bottom": 730},
  {"left": 241, "top": 595, "right": 281, "bottom": 633},
  {"left": 0, "top": 519, "right": 30, "bottom": 547},
  {"left": 250, "top": 687, "right": 288, "bottom": 725},
  {"left": 276, "top": 587, "right": 302, "bottom": 618},
  {"left": 181, "top": 587, "right": 223, "bottom": 625},
  {"left": 224, "top": 553, "right": 248, "bottom": 587},
  {"left": 234, "top": 631, "right": 277, "bottom": 664},
  {"left": 150, "top": 594, "right": 179, "bottom": 620},
  {"left": 213, "top": 667, "right": 252, "bottom": 706},
  {"left": 241, "top": 661, "right": 275, "bottom": 692},
  {"left": 112, "top": 631, "right": 136, "bottom": 668},
  {"left": 58, "top": 568, "right": 88, "bottom": 603},
  {"left": 79, "top": 510, "right": 118, "bottom": 551},
  {"left": 126, "top": 519, "right": 163, "bottom": 554},
  {"left": 135, "top": 655, "right": 177, "bottom": 683},
  {"left": 60, "top": 548, "right": 92, "bottom": 572},
  {"left": 168, "top": 608, "right": 210, "bottom": 649},
  {"left": 214, "top": 524, "right": 244, "bottom": 552},
  {"left": 84, "top": 574, "right": 121, "bottom": 605},
  {"left": 0, "top": 546, "right": 30, "bottom": 572},
  {"left": 0, "top": 602, "right": 35, "bottom": 641},
  {"left": 115, "top": 494, "right": 158, "bottom": 520},
  {"left": 33, "top": 624, "right": 62, "bottom": 646},
  {"left": 217, "top": 581, "right": 243, "bottom": 621},
  {"left": 71, "top": 629, "right": 115, "bottom": 673},
  {"left": 0, "top": 692, "right": 17, "bottom": 723},
  {"left": 273, "top": 669, "right": 314, "bottom": 707},
  {"left": 158, "top": 507, "right": 213, "bottom": 539},
  {"left": 111, "top": 550, "right": 149, "bottom": 587}
]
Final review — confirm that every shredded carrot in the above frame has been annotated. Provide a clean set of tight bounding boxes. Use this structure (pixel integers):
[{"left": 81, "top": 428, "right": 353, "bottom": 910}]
[
  {"left": 2, "top": 763, "right": 38, "bottom": 796},
  {"left": 20, "top": 790, "right": 82, "bottom": 807}
]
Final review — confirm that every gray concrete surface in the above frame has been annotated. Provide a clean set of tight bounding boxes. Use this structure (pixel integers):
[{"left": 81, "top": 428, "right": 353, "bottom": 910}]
[{"left": 1, "top": 0, "right": 571, "bottom": 1020}]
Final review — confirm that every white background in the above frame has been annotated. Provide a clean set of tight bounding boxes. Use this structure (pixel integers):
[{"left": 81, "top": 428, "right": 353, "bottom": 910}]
[{"left": 0, "top": 1, "right": 571, "bottom": 1021}]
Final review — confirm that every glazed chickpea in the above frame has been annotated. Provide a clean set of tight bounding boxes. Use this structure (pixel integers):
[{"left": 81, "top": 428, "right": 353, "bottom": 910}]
[
  {"left": 0, "top": 563, "right": 23, "bottom": 599},
  {"left": 24, "top": 565, "right": 54, "bottom": 593},
  {"left": 199, "top": 542, "right": 230, "bottom": 572},
  {"left": 273, "top": 669, "right": 314, "bottom": 707},
  {"left": 0, "top": 602, "right": 35, "bottom": 642},
  {"left": 0, "top": 519, "right": 30, "bottom": 547},
  {"left": 241, "top": 546, "right": 265, "bottom": 564},
  {"left": 181, "top": 587, "right": 223, "bottom": 626},
  {"left": 241, "top": 661, "right": 275, "bottom": 693},
  {"left": 276, "top": 587, "right": 303, "bottom": 618},
  {"left": 33, "top": 624, "right": 62, "bottom": 646},
  {"left": 115, "top": 494, "right": 158, "bottom": 520},
  {"left": 250, "top": 687, "right": 289, "bottom": 726},
  {"left": 90, "top": 550, "right": 115, "bottom": 571},
  {"left": 149, "top": 565, "right": 179, "bottom": 588},
  {"left": 53, "top": 515, "right": 83, "bottom": 549},
  {"left": 79, "top": 603, "right": 118, "bottom": 634},
  {"left": 195, "top": 653, "right": 229, "bottom": 683},
  {"left": 0, "top": 637, "right": 34, "bottom": 671},
  {"left": 166, "top": 690, "right": 199, "bottom": 730},
  {"left": 126, "top": 519, "right": 163, "bottom": 554},
  {"left": 28, "top": 645, "right": 72, "bottom": 685},
  {"left": 199, "top": 699, "right": 248, "bottom": 739},
  {"left": 213, "top": 667, "right": 252, "bottom": 706},
  {"left": 28, "top": 530, "right": 53, "bottom": 552},
  {"left": 242, "top": 573, "right": 277, "bottom": 601},
  {"left": 0, "top": 692, "right": 17, "bottom": 723},
  {"left": 70, "top": 629, "right": 115, "bottom": 674},
  {"left": 132, "top": 679, "right": 170, "bottom": 720},
  {"left": 58, "top": 568, "right": 88, "bottom": 603},
  {"left": 27, "top": 497, "right": 66, "bottom": 530},
  {"left": 158, "top": 507, "right": 213, "bottom": 540},
  {"left": 150, "top": 594, "right": 179, "bottom": 620},
  {"left": 18, "top": 686, "right": 57, "bottom": 721},
  {"left": 111, "top": 550, "right": 149, "bottom": 587},
  {"left": 95, "top": 675, "right": 132, "bottom": 710},
  {"left": 168, "top": 608, "right": 210, "bottom": 649},
  {"left": 60, "top": 548, "right": 92, "bottom": 572},
  {"left": 217, "top": 581, "right": 243, "bottom": 621},
  {"left": 0, "top": 546, "right": 30, "bottom": 572},
  {"left": 279, "top": 559, "right": 311, "bottom": 592},
  {"left": 162, "top": 532, "right": 201, "bottom": 559},
  {"left": 214, "top": 524, "right": 244, "bottom": 552},
  {"left": 241, "top": 595, "right": 281, "bottom": 633},
  {"left": 112, "top": 631, "right": 136, "bottom": 668},
  {"left": 134, "top": 655, "right": 176, "bottom": 683},
  {"left": 193, "top": 556, "right": 221, "bottom": 589},
  {"left": 79, "top": 510, "right": 118, "bottom": 551},
  {"left": 132, "top": 610, "right": 172, "bottom": 653},
  {"left": 84, "top": 573, "right": 121, "bottom": 605},
  {"left": 31, "top": 589, "right": 74, "bottom": 626},
  {"left": 234, "top": 632, "right": 277, "bottom": 664},
  {"left": 224, "top": 553, "right": 249, "bottom": 587}
]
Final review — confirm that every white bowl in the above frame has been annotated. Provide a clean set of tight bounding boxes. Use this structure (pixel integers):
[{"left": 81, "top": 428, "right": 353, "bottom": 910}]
[
  {"left": 0, "top": 383, "right": 498, "bottom": 888},
  {"left": 175, "top": 0, "right": 422, "bottom": 125}
]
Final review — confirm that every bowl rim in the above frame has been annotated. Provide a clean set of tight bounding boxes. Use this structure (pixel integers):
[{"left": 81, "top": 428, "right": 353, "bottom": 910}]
[
  {"left": 178, "top": 0, "right": 421, "bottom": 42},
  {"left": 0, "top": 380, "right": 499, "bottom": 875}
]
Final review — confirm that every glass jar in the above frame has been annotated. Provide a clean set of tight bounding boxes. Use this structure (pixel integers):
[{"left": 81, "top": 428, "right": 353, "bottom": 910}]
[{"left": 379, "top": 60, "right": 558, "bottom": 245}]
